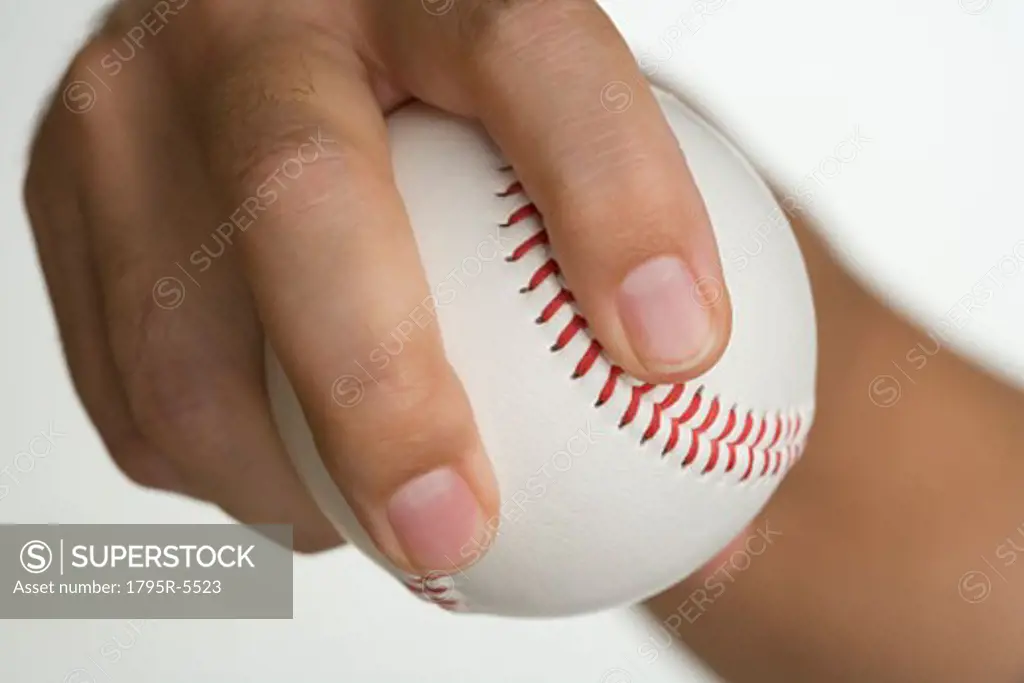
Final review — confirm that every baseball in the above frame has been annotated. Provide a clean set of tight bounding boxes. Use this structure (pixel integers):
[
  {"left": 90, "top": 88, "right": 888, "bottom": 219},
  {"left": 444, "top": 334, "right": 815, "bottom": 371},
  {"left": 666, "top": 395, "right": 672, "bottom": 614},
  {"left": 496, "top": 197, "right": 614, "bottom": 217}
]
[{"left": 267, "top": 87, "right": 817, "bottom": 617}]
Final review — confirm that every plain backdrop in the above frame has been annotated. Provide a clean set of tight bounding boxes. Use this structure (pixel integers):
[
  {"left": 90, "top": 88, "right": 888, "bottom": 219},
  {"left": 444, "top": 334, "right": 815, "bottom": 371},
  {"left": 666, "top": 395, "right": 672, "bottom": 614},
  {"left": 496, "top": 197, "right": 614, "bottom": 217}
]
[{"left": 0, "top": 0, "right": 1019, "bottom": 681}]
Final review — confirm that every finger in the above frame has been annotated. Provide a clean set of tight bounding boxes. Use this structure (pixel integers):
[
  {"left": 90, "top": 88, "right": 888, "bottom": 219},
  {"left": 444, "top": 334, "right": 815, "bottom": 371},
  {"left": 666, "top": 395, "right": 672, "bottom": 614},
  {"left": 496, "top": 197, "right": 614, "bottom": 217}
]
[
  {"left": 198, "top": 29, "right": 498, "bottom": 574},
  {"left": 377, "top": 0, "right": 732, "bottom": 382},
  {"left": 24, "top": 59, "right": 184, "bottom": 493},
  {"left": 72, "top": 36, "right": 339, "bottom": 551}
]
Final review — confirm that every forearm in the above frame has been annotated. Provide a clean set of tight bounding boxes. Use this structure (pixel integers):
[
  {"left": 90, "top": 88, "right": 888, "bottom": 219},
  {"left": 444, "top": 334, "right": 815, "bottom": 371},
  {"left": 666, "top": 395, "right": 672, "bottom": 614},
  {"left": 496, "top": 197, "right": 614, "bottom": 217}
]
[{"left": 646, "top": 211, "right": 1024, "bottom": 682}]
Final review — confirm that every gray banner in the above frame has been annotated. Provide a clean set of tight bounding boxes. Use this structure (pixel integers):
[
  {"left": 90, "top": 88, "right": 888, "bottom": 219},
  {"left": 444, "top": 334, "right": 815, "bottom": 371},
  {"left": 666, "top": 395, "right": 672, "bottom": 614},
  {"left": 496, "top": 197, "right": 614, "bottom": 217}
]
[{"left": 0, "top": 524, "right": 292, "bottom": 618}]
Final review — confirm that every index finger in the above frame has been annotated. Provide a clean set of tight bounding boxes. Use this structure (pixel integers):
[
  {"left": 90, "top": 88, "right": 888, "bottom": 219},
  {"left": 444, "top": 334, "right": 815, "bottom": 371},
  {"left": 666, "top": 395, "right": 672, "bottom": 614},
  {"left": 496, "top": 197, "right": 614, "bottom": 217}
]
[{"left": 196, "top": 28, "right": 498, "bottom": 575}]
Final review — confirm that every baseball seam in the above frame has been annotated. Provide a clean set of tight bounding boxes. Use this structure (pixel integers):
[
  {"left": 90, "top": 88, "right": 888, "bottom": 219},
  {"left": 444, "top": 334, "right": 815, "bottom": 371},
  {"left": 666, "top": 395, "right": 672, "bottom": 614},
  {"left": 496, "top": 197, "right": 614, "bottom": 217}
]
[
  {"left": 402, "top": 167, "right": 813, "bottom": 613},
  {"left": 403, "top": 572, "right": 460, "bottom": 611},
  {"left": 497, "top": 171, "right": 810, "bottom": 482}
]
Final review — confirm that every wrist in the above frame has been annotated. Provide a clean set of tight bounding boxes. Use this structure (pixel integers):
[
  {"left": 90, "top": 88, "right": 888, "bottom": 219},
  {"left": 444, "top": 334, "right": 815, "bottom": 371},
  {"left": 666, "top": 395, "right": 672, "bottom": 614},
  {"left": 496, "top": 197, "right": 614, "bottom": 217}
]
[{"left": 644, "top": 211, "right": 1024, "bottom": 682}]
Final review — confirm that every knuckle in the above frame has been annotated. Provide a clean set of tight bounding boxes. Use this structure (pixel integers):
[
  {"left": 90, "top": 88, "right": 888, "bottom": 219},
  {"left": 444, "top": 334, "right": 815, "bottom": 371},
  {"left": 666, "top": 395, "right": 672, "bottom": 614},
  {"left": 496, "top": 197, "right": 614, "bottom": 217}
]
[
  {"left": 126, "top": 355, "right": 221, "bottom": 440},
  {"left": 223, "top": 124, "right": 304, "bottom": 186},
  {"left": 99, "top": 283, "right": 252, "bottom": 494},
  {"left": 331, "top": 354, "right": 477, "bottom": 487},
  {"left": 362, "top": 352, "right": 455, "bottom": 427},
  {"left": 120, "top": 357, "right": 243, "bottom": 494},
  {"left": 21, "top": 118, "right": 54, "bottom": 213},
  {"left": 195, "top": 35, "right": 372, "bottom": 218},
  {"left": 200, "top": 34, "right": 340, "bottom": 159},
  {"left": 101, "top": 430, "right": 167, "bottom": 491},
  {"left": 21, "top": 163, "right": 43, "bottom": 230},
  {"left": 559, "top": 181, "right": 690, "bottom": 259},
  {"left": 109, "top": 313, "right": 228, "bottom": 445},
  {"left": 111, "top": 453, "right": 159, "bottom": 489},
  {"left": 62, "top": 34, "right": 135, "bottom": 120},
  {"left": 214, "top": 121, "right": 354, "bottom": 217},
  {"left": 66, "top": 37, "right": 113, "bottom": 85}
]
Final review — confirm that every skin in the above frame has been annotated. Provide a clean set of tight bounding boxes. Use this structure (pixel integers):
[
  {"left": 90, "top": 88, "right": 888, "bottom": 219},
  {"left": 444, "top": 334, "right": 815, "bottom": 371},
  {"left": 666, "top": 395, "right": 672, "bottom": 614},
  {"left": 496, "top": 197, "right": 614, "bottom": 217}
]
[
  {"left": 23, "top": 0, "right": 730, "bottom": 567},
  {"left": 23, "top": 0, "right": 1024, "bottom": 679},
  {"left": 647, "top": 212, "right": 1024, "bottom": 682}
]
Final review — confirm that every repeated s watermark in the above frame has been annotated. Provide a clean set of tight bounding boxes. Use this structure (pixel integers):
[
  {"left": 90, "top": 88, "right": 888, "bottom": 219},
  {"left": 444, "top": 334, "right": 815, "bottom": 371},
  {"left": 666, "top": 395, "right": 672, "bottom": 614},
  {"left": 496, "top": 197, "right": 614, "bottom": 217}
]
[
  {"left": 958, "top": 520, "right": 1024, "bottom": 604},
  {"left": 0, "top": 422, "right": 65, "bottom": 502},
  {"left": 725, "top": 127, "right": 874, "bottom": 273},
  {"left": 869, "top": 239, "right": 1024, "bottom": 408},
  {"left": 62, "top": 620, "right": 149, "bottom": 683},
  {"left": 638, "top": 0, "right": 731, "bottom": 76},
  {"left": 63, "top": 0, "right": 191, "bottom": 114},
  {"left": 151, "top": 128, "right": 337, "bottom": 310},
  {"left": 331, "top": 224, "right": 519, "bottom": 409},
  {"left": 638, "top": 522, "right": 782, "bottom": 664},
  {"left": 959, "top": 0, "right": 993, "bottom": 15}
]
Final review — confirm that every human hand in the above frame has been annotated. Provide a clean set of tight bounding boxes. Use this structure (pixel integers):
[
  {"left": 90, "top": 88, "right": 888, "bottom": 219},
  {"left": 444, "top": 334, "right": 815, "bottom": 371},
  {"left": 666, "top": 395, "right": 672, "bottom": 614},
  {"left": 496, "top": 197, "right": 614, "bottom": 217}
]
[{"left": 23, "top": 0, "right": 731, "bottom": 568}]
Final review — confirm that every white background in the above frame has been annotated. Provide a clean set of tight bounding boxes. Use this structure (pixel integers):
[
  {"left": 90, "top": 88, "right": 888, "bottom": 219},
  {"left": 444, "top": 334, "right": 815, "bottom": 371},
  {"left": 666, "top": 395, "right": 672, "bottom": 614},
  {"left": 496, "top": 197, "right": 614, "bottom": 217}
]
[{"left": 0, "top": 0, "right": 1019, "bottom": 681}]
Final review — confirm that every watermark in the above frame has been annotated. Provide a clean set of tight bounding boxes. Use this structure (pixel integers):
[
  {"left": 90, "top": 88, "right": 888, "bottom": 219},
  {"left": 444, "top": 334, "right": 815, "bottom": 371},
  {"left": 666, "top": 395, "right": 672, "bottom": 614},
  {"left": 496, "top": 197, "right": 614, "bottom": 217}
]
[
  {"left": 869, "top": 239, "right": 1024, "bottom": 408},
  {"left": 152, "top": 128, "right": 336, "bottom": 310},
  {"left": 422, "top": 0, "right": 455, "bottom": 16},
  {"left": 958, "top": 520, "right": 1024, "bottom": 604},
  {"left": 1, "top": 524, "right": 292, "bottom": 618},
  {"left": 63, "top": 619, "right": 148, "bottom": 683},
  {"left": 867, "top": 374, "right": 902, "bottom": 408},
  {"left": 601, "top": 81, "right": 634, "bottom": 113},
  {"left": 638, "top": 0, "right": 731, "bottom": 76},
  {"left": 692, "top": 275, "right": 724, "bottom": 309},
  {"left": 598, "top": 659, "right": 721, "bottom": 683},
  {"left": 597, "top": 661, "right": 718, "bottom": 683},
  {"left": 959, "top": 0, "right": 993, "bottom": 15},
  {"left": 151, "top": 276, "right": 186, "bottom": 311},
  {"left": 331, "top": 226, "right": 518, "bottom": 409},
  {"left": 598, "top": 668, "right": 634, "bottom": 683},
  {"left": 637, "top": 522, "right": 781, "bottom": 663},
  {"left": 63, "top": 0, "right": 191, "bottom": 114},
  {"left": 588, "top": 526, "right": 781, "bottom": 683},
  {"left": 726, "top": 127, "right": 874, "bottom": 272},
  {"left": 458, "top": 419, "right": 607, "bottom": 565},
  {"left": 0, "top": 422, "right": 65, "bottom": 502}
]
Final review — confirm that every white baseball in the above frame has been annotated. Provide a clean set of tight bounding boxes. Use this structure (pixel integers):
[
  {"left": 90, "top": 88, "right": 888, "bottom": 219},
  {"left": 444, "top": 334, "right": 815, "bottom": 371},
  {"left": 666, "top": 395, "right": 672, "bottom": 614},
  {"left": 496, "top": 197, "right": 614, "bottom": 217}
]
[{"left": 267, "top": 87, "right": 817, "bottom": 617}]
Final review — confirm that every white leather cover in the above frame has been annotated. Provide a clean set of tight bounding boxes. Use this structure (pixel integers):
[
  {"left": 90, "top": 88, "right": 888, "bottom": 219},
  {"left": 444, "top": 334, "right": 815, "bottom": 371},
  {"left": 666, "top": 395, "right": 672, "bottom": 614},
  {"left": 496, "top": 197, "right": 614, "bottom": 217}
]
[{"left": 267, "top": 88, "right": 817, "bottom": 617}]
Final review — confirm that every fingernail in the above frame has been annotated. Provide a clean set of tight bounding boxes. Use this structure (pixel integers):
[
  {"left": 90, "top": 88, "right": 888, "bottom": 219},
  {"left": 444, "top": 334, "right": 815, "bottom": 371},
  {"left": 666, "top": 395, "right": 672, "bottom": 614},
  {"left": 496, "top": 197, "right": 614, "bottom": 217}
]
[
  {"left": 387, "top": 467, "right": 487, "bottom": 571},
  {"left": 618, "top": 255, "right": 714, "bottom": 372}
]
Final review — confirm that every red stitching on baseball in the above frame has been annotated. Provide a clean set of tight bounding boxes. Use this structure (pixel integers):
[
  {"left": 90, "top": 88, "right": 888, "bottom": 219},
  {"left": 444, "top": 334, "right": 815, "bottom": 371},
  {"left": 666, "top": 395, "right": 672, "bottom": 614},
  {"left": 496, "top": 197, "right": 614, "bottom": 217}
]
[
  {"left": 538, "top": 289, "right": 574, "bottom": 323},
  {"left": 497, "top": 176, "right": 809, "bottom": 480},
  {"left": 400, "top": 168, "right": 811, "bottom": 614},
  {"left": 403, "top": 576, "right": 459, "bottom": 611},
  {"left": 509, "top": 231, "right": 549, "bottom": 262}
]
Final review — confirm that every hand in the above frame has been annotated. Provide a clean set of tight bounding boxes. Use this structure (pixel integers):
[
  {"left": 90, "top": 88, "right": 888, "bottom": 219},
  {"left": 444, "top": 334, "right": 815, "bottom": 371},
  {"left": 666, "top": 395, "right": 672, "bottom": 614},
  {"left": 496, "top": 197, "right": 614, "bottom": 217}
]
[{"left": 23, "top": 0, "right": 731, "bottom": 567}]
